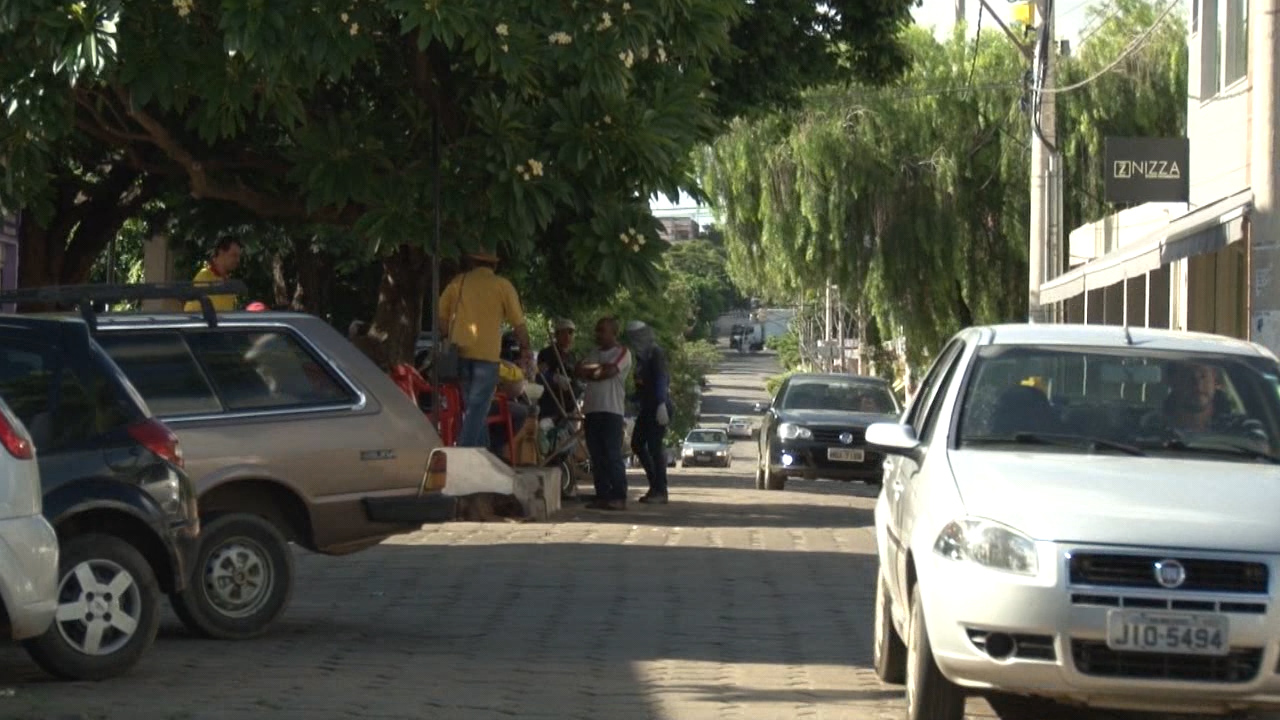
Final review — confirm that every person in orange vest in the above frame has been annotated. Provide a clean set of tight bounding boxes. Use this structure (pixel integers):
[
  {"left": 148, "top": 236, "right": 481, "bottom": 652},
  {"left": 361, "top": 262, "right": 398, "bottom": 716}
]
[{"left": 183, "top": 237, "right": 243, "bottom": 312}]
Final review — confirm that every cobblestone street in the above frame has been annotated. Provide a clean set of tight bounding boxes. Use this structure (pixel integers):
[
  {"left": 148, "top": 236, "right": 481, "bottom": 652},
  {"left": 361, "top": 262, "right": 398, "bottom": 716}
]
[{"left": 0, "top": 344, "right": 1271, "bottom": 720}]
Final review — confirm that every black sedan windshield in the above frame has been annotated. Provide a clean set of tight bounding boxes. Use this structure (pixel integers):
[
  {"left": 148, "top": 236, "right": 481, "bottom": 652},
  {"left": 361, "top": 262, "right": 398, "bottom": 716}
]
[
  {"left": 686, "top": 431, "right": 726, "bottom": 444},
  {"left": 957, "top": 345, "right": 1280, "bottom": 463},
  {"left": 781, "top": 380, "right": 897, "bottom": 414}
]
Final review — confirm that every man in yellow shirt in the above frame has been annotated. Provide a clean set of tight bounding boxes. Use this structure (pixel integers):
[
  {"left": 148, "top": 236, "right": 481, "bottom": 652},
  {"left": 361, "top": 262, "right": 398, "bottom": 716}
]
[
  {"left": 438, "top": 250, "right": 532, "bottom": 447},
  {"left": 183, "top": 237, "right": 243, "bottom": 312}
]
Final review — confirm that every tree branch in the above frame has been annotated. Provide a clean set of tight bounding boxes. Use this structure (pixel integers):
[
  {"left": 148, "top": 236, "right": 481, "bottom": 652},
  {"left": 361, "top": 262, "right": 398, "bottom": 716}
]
[{"left": 113, "top": 86, "right": 362, "bottom": 225}]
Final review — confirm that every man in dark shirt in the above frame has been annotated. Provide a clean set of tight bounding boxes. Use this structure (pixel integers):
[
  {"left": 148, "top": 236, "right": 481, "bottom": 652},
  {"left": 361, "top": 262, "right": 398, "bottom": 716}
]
[
  {"left": 537, "top": 318, "right": 580, "bottom": 420},
  {"left": 626, "top": 320, "right": 673, "bottom": 504}
]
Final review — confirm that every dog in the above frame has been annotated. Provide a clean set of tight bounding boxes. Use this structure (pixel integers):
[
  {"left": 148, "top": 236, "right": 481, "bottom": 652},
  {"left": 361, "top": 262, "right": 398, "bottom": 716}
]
[{"left": 453, "top": 492, "right": 529, "bottom": 522}]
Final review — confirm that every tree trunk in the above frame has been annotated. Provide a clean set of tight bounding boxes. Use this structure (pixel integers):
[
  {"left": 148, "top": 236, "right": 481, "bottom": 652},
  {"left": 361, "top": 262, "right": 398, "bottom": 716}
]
[
  {"left": 290, "top": 236, "right": 335, "bottom": 317},
  {"left": 271, "top": 252, "right": 290, "bottom": 309},
  {"left": 371, "top": 244, "right": 430, "bottom": 365}
]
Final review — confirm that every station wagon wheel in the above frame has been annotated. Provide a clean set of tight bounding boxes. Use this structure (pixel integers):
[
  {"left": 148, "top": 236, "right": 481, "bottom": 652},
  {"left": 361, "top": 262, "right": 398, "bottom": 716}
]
[
  {"left": 170, "top": 513, "right": 294, "bottom": 641},
  {"left": 905, "top": 583, "right": 965, "bottom": 720},
  {"left": 23, "top": 533, "right": 161, "bottom": 681}
]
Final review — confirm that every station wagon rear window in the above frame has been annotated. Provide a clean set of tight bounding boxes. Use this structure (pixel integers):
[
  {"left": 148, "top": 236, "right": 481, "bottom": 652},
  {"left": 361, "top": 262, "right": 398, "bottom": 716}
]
[{"left": 99, "top": 329, "right": 357, "bottom": 416}]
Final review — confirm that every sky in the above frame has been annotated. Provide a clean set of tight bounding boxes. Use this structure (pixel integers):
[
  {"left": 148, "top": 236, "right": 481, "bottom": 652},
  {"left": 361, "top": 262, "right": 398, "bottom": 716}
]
[{"left": 650, "top": 0, "right": 1112, "bottom": 225}]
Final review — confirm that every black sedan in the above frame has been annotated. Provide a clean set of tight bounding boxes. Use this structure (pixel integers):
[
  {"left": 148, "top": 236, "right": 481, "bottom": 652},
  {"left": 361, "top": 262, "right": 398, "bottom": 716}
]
[{"left": 754, "top": 373, "right": 901, "bottom": 490}]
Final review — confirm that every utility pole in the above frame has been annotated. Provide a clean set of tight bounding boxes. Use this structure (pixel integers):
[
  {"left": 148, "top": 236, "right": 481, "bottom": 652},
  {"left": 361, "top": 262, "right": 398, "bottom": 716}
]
[
  {"left": 823, "top": 281, "right": 833, "bottom": 372},
  {"left": 956, "top": 0, "right": 965, "bottom": 25},
  {"left": 1027, "top": 0, "right": 1056, "bottom": 323}
]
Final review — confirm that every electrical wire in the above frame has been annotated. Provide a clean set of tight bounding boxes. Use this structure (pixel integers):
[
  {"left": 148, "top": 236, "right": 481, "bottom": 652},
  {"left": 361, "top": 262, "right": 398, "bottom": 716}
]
[
  {"left": 1044, "top": 0, "right": 1181, "bottom": 93},
  {"left": 966, "top": 3, "right": 985, "bottom": 95}
]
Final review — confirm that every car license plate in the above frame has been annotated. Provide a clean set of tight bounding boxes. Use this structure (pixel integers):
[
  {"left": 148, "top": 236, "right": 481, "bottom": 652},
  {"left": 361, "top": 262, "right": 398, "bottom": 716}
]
[
  {"left": 1105, "top": 610, "right": 1229, "bottom": 656},
  {"left": 828, "top": 448, "right": 865, "bottom": 462}
]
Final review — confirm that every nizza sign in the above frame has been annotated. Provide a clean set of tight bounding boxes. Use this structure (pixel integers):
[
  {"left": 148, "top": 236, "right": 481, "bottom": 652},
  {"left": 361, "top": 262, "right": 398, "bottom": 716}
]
[{"left": 1103, "top": 136, "right": 1190, "bottom": 204}]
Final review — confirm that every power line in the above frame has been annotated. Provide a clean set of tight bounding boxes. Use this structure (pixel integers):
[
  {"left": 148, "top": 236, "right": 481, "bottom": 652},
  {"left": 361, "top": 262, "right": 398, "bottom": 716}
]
[
  {"left": 966, "top": 3, "right": 985, "bottom": 95},
  {"left": 1045, "top": 0, "right": 1180, "bottom": 93}
]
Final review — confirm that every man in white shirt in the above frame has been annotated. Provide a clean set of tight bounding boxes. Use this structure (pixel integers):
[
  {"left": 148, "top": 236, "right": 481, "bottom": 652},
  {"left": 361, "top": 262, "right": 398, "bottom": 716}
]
[{"left": 576, "top": 316, "right": 633, "bottom": 510}]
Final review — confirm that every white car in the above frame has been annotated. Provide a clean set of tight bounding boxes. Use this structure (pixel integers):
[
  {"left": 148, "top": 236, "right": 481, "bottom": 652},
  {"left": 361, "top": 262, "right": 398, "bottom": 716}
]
[
  {"left": 0, "top": 397, "right": 59, "bottom": 644},
  {"left": 727, "top": 416, "right": 753, "bottom": 439},
  {"left": 867, "top": 323, "right": 1280, "bottom": 718}
]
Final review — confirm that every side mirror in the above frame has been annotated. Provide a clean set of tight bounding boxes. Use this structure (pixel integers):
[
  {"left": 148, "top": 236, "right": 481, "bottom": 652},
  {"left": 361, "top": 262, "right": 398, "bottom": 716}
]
[{"left": 866, "top": 422, "right": 922, "bottom": 459}]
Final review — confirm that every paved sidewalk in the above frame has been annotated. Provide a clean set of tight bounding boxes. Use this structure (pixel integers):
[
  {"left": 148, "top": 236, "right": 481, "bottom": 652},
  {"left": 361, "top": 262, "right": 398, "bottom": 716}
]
[{"left": 0, "top": 472, "right": 1248, "bottom": 720}]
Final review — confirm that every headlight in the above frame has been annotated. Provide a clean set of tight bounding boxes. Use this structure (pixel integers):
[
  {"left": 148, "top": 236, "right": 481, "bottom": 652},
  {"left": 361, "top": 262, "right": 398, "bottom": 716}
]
[
  {"left": 716, "top": 450, "right": 726, "bottom": 456},
  {"left": 934, "top": 518, "right": 1038, "bottom": 576},
  {"left": 778, "top": 423, "right": 812, "bottom": 440}
]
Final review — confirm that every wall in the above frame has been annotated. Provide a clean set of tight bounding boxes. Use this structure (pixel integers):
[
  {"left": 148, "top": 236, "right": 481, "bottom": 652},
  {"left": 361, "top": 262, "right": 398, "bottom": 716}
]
[{"left": 1187, "top": 0, "right": 1253, "bottom": 207}]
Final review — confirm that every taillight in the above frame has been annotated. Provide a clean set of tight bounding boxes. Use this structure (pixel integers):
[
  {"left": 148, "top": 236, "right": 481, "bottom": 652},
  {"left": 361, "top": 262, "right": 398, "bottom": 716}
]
[
  {"left": 0, "top": 405, "right": 33, "bottom": 460},
  {"left": 127, "top": 419, "right": 184, "bottom": 468}
]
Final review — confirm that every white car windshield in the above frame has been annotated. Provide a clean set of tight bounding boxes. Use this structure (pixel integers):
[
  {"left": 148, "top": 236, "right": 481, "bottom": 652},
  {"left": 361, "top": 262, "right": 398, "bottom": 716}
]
[
  {"left": 780, "top": 380, "right": 898, "bottom": 414},
  {"left": 957, "top": 345, "right": 1280, "bottom": 463},
  {"left": 686, "top": 431, "right": 726, "bottom": 444}
]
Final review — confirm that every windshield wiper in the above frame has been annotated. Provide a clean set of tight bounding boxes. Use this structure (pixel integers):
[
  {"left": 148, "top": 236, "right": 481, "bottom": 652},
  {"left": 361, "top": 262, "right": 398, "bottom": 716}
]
[
  {"left": 1158, "top": 437, "right": 1280, "bottom": 465},
  {"left": 966, "top": 432, "right": 1146, "bottom": 457}
]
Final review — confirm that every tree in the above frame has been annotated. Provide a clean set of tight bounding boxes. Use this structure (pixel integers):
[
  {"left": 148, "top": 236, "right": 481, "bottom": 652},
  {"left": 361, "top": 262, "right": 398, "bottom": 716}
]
[
  {"left": 701, "top": 26, "right": 1029, "bottom": 366},
  {"left": 700, "top": 0, "right": 1188, "bottom": 366},
  {"left": 1056, "top": 0, "right": 1188, "bottom": 244},
  {"left": 664, "top": 239, "right": 740, "bottom": 338},
  {"left": 1, "top": 0, "right": 917, "bottom": 360}
]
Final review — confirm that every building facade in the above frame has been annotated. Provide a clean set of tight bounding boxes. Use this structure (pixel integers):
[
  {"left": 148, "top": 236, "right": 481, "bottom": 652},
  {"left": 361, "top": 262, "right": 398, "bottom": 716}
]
[
  {"left": 1040, "top": 0, "right": 1278, "bottom": 351},
  {"left": 657, "top": 216, "right": 700, "bottom": 242}
]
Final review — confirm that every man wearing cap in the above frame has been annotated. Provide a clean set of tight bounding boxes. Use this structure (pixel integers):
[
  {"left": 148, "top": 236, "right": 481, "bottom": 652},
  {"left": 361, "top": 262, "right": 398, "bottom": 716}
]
[
  {"left": 626, "top": 320, "right": 673, "bottom": 503},
  {"left": 536, "top": 318, "right": 581, "bottom": 421},
  {"left": 438, "top": 250, "right": 532, "bottom": 447}
]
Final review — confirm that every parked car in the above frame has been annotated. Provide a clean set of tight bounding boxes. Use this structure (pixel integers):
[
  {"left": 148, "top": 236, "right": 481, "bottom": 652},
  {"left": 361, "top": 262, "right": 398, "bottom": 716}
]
[
  {"left": 0, "top": 312, "right": 200, "bottom": 680},
  {"left": 85, "top": 284, "right": 454, "bottom": 642},
  {"left": 0, "top": 397, "right": 59, "bottom": 647},
  {"left": 680, "top": 428, "right": 732, "bottom": 468},
  {"left": 754, "top": 373, "right": 900, "bottom": 490},
  {"left": 727, "top": 416, "right": 753, "bottom": 439},
  {"left": 869, "top": 323, "right": 1280, "bottom": 719}
]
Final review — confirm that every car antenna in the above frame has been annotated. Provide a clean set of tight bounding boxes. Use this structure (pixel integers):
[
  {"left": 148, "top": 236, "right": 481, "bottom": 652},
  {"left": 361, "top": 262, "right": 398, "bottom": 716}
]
[{"left": 1123, "top": 325, "right": 1133, "bottom": 346}]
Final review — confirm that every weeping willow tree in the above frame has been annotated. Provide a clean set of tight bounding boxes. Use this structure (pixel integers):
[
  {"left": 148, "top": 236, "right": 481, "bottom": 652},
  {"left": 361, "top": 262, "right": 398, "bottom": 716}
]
[
  {"left": 701, "top": 0, "right": 1188, "bottom": 366},
  {"left": 700, "top": 25, "right": 1028, "bottom": 365},
  {"left": 1058, "top": 0, "right": 1189, "bottom": 239}
]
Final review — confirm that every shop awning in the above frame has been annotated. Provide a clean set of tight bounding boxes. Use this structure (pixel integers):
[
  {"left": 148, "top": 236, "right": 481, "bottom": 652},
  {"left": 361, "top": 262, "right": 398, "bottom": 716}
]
[{"left": 1040, "top": 189, "right": 1253, "bottom": 305}]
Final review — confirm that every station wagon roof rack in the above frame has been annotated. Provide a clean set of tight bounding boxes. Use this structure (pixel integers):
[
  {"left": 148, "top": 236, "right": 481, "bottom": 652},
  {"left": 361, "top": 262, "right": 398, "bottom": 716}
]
[{"left": 0, "top": 280, "right": 248, "bottom": 332}]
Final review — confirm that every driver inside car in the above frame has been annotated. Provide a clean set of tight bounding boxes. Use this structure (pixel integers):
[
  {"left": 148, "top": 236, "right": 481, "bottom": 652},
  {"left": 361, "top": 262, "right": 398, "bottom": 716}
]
[{"left": 1143, "top": 361, "right": 1267, "bottom": 444}]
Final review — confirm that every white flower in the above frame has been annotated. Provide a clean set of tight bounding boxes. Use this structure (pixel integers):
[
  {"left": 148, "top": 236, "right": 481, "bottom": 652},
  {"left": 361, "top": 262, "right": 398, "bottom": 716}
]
[
  {"left": 622, "top": 1, "right": 631, "bottom": 10},
  {"left": 522, "top": 172, "right": 532, "bottom": 181},
  {"left": 501, "top": 43, "right": 509, "bottom": 52},
  {"left": 548, "top": 31, "right": 573, "bottom": 45},
  {"left": 603, "top": 115, "right": 612, "bottom": 124},
  {"left": 349, "top": 22, "right": 359, "bottom": 35},
  {"left": 619, "top": 233, "right": 629, "bottom": 243},
  {"left": 637, "top": 237, "right": 646, "bottom": 246},
  {"left": 619, "top": 50, "right": 634, "bottom": 68},
  {"left": 657, "top": 47, "right": 667, "bottom": 63},
  {"left": 495, "top": 23, "right": 509, "bottom": 36},
  {"left": 639, "top": 46, "right": 650, "bottom": 60},
  {"left": 341, "top": 11, "right": 349, "bottom": 22},
  {"left": 528, "top": 159, "right": 544, "bottom": 176},
  {"left": 632, "top": 245, "right": 641, "bottom": 252},
  {"left": 514, "top": 164, "right": 525, "bottom": 173},
  {"left": 597, "top": 12, "right": 612, "bottom": 30},
  {"left": 627, "top": 227, "right": 636, "bottom": 235},
  {"left": 173, "top": 0, "right": 193, "bottom": 17}
]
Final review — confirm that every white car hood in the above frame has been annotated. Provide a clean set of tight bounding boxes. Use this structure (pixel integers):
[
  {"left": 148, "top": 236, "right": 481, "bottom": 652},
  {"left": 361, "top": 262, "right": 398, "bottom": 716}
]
[{"left": 947, "top": 449, "right": 1280, "bottom": 553}]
